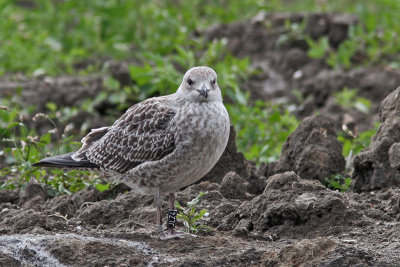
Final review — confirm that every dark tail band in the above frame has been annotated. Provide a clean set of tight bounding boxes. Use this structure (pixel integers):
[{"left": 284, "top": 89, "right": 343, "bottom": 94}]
[{"left": 33, "top": 152, "right": 99, "bottom": 169}]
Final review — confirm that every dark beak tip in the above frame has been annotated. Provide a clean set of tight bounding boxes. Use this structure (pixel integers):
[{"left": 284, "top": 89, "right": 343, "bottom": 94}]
[{"left": 197, "top": 87, "right": 209, "bottom": 98}]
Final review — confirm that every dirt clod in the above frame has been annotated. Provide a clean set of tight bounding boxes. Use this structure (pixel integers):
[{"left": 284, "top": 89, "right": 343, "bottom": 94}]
[
  {"left": 353, "top": 87, "right": 400, "bottom": 191},
  {"left": 0, "top": 253, "right": 21, "bottom": 267},
  {"left": 263, "top": 238, "right": 337, "bottom": 266},
  {"left": 221, "top": 172, "right": 366, "bottom": 238},
  {"left": 266, "top": 115, "right": 345, "bottom": 182},
  {"left": 18, "top": 180, "right": 50, "bottom": 209},
  {"left": 389, "top": 142, "right": 400, "bottom": 169},
  {"left": 77, "top": 192, "right": 146, "bottom": 226},
  {"left": 0, "top": 189, "right": 19, "bottom": 205},
  {"left": 219, "top": 172, "right": 246, "bottom": 199}
]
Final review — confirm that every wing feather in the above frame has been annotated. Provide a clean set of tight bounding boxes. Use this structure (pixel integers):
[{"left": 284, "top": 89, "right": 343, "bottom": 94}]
[{"left": 74, "top": 98, "right": 176, "bottom": 173}]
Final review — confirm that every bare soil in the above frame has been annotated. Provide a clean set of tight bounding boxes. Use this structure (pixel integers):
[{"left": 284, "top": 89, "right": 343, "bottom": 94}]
[
  {"left": 1, "top": 12, "right": 400, "bottom": 266},
  {"left": 0, "top": 173, "right": 399, "bottom": 266}
]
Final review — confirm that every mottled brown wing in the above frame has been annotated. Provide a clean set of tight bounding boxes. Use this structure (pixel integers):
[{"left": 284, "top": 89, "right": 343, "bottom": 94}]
[{"left": 84, "top": 99, "right": 176, "bottom": 173}]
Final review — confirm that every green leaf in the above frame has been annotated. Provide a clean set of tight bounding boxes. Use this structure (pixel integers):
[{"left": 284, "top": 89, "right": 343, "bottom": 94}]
[
  {"left": 45, "top": 102, "right": 57, "bottom": 112},
  {"left": 174, "top": 201, "right": 183, "bottom": 211},
  {"left": 306, "top": 37, "right": 329, "bottom": 59},
  {"left": 323, "top": 174, "right": 351, "bottom": 192},
  {"left": 128, "top": 65, "right": 153, "bottom": 85},
  {"left": 173, "top": 192, "right": 211, "bottom": 233},
  {"left": 192, "top": 209, "right": 208, "bottom": 222},
  {"left": 187, "top": 191, "right": 207, "bottom": 206},
  {"left": 39, "top": 133, "right": 51, "bottom": 145},
  {"left": 95, "top": 183, "right": 110, "bottom": 192}
]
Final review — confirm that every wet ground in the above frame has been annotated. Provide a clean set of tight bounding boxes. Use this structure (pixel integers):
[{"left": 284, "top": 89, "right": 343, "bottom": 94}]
[{"left": 1, "top": 12, "right": 400, "bottom": 266}]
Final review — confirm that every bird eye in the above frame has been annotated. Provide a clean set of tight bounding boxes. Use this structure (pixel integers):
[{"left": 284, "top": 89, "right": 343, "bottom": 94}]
[
  {"left": 211, "top": 79, "right": 216, "bottom": 85},
  {"left": 187, "top": 79, "right": 193, "bottom": 85}
]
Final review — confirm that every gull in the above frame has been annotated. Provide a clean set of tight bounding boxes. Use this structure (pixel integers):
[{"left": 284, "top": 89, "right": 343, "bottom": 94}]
[{"left": 34, "top": 66, "right": 230, "bottom": 239}]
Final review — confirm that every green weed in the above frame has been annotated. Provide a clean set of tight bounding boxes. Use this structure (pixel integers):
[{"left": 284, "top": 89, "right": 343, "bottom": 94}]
[
  {"left": 334, "top": 87, "right": 371, "bottom": 114},
  {"left": 338, "top": 124, "right": 378, "bottom": 159},
  {"left": 228, "top": 94, "right": 299, "bottom": 164},
  {"left": 175, "top": 192, "right": 213, "bottom": 234},
  {"left": 323, "top": 174, "right": 351, "bottom": 192},
  {"left": 0, "top": 0, "right": 264, "bottom": 75},
  {"left": 0, "top": 103, "right": 106, "bottom": 195},
  {"left": 306, "top": 36, "right": 330, "bottom": 60},
  {"left": 332, "top": 123, "right": 378, "bottom": 192},
  {"left": 275, "top": 1, "right": 400, "bottom": 69}
]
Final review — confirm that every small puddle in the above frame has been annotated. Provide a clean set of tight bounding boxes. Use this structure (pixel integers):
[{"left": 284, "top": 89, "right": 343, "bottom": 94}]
[{"left": 0, "top": 233, "right": 179, "bottom": 266}]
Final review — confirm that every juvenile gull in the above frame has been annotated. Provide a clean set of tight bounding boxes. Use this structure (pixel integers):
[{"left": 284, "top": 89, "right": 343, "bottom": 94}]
[{"left": 34, "top": 66, "right": 230, "bottom": 239}]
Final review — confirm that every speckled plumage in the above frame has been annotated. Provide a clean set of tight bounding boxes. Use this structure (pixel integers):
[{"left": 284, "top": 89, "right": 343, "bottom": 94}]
[{"left": 71, "top": 66, "right": 230, "bottom": 194}]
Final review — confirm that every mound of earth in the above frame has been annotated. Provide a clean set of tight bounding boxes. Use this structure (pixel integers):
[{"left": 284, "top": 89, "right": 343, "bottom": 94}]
[
  {"left": 266, "top": 115, "right": 345, "bottom": 182},
  {"left": 219, "top": 172, "right": 390, "bottom": 239},
  {"left": 352, "top": 86, "right": 400, "bottom": 191}
]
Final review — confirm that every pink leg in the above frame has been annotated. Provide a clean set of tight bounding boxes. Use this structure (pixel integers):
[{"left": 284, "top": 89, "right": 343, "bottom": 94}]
[{"left": 154, "top": 188, "right": 162, "bottom": 233}]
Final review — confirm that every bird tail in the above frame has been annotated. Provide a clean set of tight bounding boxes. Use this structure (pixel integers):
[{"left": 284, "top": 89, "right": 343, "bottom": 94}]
[{"left": 33, "top": 152, "right": 99, "bottom": 169}]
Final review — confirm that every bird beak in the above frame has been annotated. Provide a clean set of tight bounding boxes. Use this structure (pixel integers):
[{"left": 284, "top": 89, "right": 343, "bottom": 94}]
[{"left": 197, "top": 85, "right": 210, "bottom": 98}]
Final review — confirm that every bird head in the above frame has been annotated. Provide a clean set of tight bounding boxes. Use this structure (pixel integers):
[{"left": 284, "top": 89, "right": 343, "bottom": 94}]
[{"left": 176, "top": 66, "right": 222, "bottom": 103}]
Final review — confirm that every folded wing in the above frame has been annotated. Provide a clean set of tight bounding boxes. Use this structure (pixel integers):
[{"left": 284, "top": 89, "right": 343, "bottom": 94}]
[{"left": 75, "top": 98, "right": 176, "bottom": 174}]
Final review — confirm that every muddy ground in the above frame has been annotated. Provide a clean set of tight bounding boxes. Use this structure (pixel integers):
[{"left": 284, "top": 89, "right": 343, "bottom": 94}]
[{"left": 1, "top": 12, "right": 400, "bottom": 266}]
